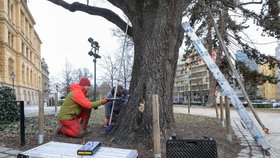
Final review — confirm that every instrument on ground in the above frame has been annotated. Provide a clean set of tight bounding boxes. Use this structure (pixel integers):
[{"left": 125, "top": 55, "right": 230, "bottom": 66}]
[{"left": 77, "top": 141, "right": 101, "bottom": 156}]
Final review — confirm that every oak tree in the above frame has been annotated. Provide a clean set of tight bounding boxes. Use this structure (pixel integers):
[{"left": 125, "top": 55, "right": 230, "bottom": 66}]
[{"left": 47, "top": 0, "right": 191, "bottom": 146}]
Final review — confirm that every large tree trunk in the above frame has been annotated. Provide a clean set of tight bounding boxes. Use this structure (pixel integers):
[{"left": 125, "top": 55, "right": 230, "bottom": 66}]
[{"left": 111, "top": 1, "right": 186, "bottom": 146}]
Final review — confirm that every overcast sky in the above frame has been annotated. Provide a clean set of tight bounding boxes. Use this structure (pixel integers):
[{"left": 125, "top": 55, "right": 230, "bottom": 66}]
[
  {"left": 28, "top": 0, "right": 124, "bottom": 84},
  {"left": 28, "top": 0, "right": 279, "bottom": 81}
]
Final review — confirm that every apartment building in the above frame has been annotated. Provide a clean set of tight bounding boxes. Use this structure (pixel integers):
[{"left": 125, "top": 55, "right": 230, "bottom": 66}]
[
  {"left": 188, "top": 52, "right": 210, "bottom": 103},
  {"left": 258, "top": 63, "right": 277, "bottom": 100},
  {"left": 174, "top": 52, "right": 210, "bottom": 104},
  {"left": 0, "top": 0, "right": 48, "bottom": 105},
  {"left": 173, "top": 57, "right": 187, "bottom": 103},
  {"left": 275, "top": 42, "right": 280, "bottom": 99}
]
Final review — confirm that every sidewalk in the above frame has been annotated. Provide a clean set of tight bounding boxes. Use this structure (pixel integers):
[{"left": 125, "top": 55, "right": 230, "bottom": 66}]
[{"left": 24, "top": 106, "right": 60, "bottom": 117}]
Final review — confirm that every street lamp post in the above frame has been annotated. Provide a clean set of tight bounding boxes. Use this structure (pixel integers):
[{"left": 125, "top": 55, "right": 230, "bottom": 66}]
[
  {"left": 10, "top": 71, "right": 15, "bottom": 94},
  {"left": 88, "top": 37, "right": 101, "bottom": 101}
]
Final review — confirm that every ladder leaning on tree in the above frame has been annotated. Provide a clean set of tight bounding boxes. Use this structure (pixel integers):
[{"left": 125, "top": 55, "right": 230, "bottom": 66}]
[{"left": 181, "top": 21, "right": 271, "bottom": 151}]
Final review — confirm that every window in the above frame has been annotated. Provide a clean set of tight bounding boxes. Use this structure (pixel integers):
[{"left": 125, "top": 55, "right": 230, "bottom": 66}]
[
  {"left": 26, "top": 48, "right": 29, "bottom": 59},
  {"left": 26, "top": 67, "right": 29, "bottom": 84},
  {"left": 22, "top": 64, "right": 25, "bottom": 84},
  {"left": 29, "top": 24, "right": 32, "bottom": 41},
  {"left": 25, "top": 18, "right": 28, "bottom": 36},
  {"left": 8, "top": 0, "right": 10, "bottom": 16},
  {"left": 34, "top": 72, "right": 37, "bottom": 87},
  {"left": 11, "top": 33, "right": 14, "bottom": 48},
  {"left": 8, "top": 31, "right": 14, "bottom": 48},
  {"left": 8, "top": 32, "right": 11, "bottom": 45},
  {"left": 39, "top": 76, "right": 41, "bottom": 88},
  {"left": 22, "top": 43, "right": 25, "bottom": 56},
  {"left": 30, "top": 70, "right": 33, "bottom": 86},
  {"left": 30, "top": 52, "right": 32, "bottom": 62},
  {"left": 21, "top": 11, "right": 24, "bottom": 29},
  {"left": 10, "top": 4, "right": 14, "bottom": 21}
]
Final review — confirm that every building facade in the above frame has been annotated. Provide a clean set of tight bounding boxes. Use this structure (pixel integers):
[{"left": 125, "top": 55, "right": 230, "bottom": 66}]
[
  {"left": 0, "top": 0, "right": 46, "bottom": 105},
  {"left": 188, "top": 52, "right": 210, "bottom": 104},
  {"left": 275, "top": 41, "right": 280, "bottom": 99},
  {"left": 173, "top": 52, "right": 210, "bottom": 104},
  {"left": 258, "top": 64, "right": 277, "bottom": 100},
  {"left": 173, "top": 57, "right": 187, "bottom": 103}
]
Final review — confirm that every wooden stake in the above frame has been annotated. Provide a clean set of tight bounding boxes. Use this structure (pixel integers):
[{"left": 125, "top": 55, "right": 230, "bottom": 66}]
[
  {"left": 225, "top": 96, "right": 232, "bottom": 142},
  {"left": 152, "top": 94, "right": 161, "bottom": 158},
  {"left": 214, "top": 96, "right": 219, "bottom": 119},
  {"left": 220, "top": 96, "right": 224, "bottom": 127},
  {"left": 38, "top": 91, "right": 44, "bottom": 144}
]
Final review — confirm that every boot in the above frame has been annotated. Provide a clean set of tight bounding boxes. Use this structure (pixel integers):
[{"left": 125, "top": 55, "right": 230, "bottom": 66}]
[{"left": 78, "top": 130, "right": 87, "bottom": 138}]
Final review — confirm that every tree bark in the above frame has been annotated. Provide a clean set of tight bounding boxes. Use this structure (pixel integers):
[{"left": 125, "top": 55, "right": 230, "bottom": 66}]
[
  {"left": 110, "top": 1, "right": 187, "bottom": 146},
  {"left": 205, "top": 14, "right": 215, "bottom": 107}
]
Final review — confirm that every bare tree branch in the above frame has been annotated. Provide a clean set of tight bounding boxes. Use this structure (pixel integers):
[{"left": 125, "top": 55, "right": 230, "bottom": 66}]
[
  {"left": 236, "top": 0, "right": 263, "bottom": 7},
  {"left": 220, "top": 0, "right": 263, "bottom": 9},
  {"left": 47, "top": 0, "right": 133, "bottom": 36}
]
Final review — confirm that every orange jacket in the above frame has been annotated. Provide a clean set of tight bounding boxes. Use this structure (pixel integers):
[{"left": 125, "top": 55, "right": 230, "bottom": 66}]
[{"left": 58, "top": 84, "right": 102, "bottom": 120}]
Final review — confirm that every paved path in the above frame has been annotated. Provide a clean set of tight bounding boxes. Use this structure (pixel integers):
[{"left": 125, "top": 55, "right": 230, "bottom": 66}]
[
  {"left": 24, "top": 106, "right": 60, "bottom": 117},
  {"left": 174, "top": 105, "right": 280, "bottom": 158}
]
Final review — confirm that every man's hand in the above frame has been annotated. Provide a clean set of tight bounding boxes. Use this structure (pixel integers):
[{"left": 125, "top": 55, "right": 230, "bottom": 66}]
[
  {"left": 101, "top": 98, "right": 108, "bottom": 104},
  {"left": 92, "top": 99, "right": 107, "bottom": 110}
]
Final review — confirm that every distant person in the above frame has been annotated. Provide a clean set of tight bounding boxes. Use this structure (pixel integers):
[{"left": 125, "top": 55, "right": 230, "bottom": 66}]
[
  {"left": 57, "top": 77, "right": 107, "bottom": 138},
  {"left": 104, "top": 85, "right": 128, "bottom": 128}
]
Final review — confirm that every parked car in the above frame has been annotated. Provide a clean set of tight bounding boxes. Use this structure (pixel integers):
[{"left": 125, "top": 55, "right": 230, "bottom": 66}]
[
  {"left": 173, "top": 100, "right": 183, "bottom": 104},
  {"left": 238, "top": 97, "right": 248, "bottom": 106},
  {"left": 272, "top": 102, "right": 280, "bottom": 108},
  {"left": 252, "top": 100, "right": 263, "bottom": 104}
]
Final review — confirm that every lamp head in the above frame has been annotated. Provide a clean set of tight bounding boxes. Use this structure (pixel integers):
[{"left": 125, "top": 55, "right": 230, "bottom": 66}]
[
  {"left": 88, "top": 37, "right": 94, "bottom": 44},
  {"left": 10, "top": 71, "right": 15, "bottom": 79},
  {"left": 88, "top": 51, "right": 94, "bottom": 56}
]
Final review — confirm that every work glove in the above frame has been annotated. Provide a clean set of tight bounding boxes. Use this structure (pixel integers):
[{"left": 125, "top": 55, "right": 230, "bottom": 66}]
[
  {"left": 101, "top": 98, "right": 108, "bottom": 104},
  {"left": 92, "top": 99, "right": 106, "bottom": 110},
  {"left": 93, "top": 98, "right": 108, "bottom": 110}
]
